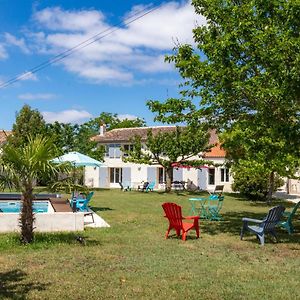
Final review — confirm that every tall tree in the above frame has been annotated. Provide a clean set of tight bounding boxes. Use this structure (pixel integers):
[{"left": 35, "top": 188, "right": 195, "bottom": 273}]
[
  {"left": 0, "top": 135, "right": 70, "bottom": 243},
  {"left": 220, "top": 122, "right": 288, "bottom": 200},
  {"left": 148, "top": 0, "right": 300, "bottom": 200},
  {"left": 75, "top": 123, "right": 105, "bottom": 161},
  {"left": 124, "top": 126, "right": 212, "bottom": 192},
  {"left": 84, "top": 112, "right": 146, "bottom": 133},
  {"left": 46, "top": 122, "right": 78, "bottom": 154},
  {"left": 9, "top": 105, "right": 47, "bottom": 147}
]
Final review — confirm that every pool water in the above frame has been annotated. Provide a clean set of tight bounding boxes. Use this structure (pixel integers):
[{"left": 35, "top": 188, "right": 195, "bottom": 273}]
[{"left": 0, "top": 201, "right": 49, "bottom": 213}]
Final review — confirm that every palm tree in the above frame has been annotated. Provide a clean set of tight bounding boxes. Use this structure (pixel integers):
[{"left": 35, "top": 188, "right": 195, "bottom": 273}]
[{"left": 0, "top": 135, "right": 69, "bottom": 243}]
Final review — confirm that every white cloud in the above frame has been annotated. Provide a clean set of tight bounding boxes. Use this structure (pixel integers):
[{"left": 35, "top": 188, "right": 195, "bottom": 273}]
[
  {"left": 18, "top": 93, "right": 56, "bottom": 100},
  {"left": 33, "top": 7, "right": 107, "bottom": 32},
  {"left": 4, "top": 33, "right": 30, "bottom": 54},
  {"left": 131, "top": 55, "right": 173, "bottom": 73},
  {"left": 42, "top": 109, "right": 92, "bottom": 123},
  {"left": 61, "top": 56, "right": 133, "bottom": 83},
  {"left": 114, "top": 1, "right": 204, "bottom": 50},
  {"left": 117, "top": 114, "right": 139, "bottom": 121},
  {"left": 0, "top": 44, "right": 8, "bottom": 60},
  {"left": 27, "top": 1, "right": 205, "bottom": 84}
]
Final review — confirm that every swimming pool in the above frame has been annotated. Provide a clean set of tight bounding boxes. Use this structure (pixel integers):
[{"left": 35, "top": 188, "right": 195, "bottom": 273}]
[{"left": 0, "top": 201, "right": 50, "bottom": 213}]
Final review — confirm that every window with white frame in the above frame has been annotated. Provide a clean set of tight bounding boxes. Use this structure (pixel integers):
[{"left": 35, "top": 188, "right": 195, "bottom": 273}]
[
  {"left": 108, "top": 144, "right": 121, "bottom": 158},
  {"left": 110, "top": 168, "right": 123, "bottom": 183},
  {"left": 220, "top": 168, "right": 230, "bottom": 182}
]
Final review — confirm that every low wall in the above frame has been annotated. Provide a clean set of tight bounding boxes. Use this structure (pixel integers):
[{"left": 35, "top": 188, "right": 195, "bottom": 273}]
[
  {"left": 0, "top": 193, "right": 61, "bottom": 200},
  {"left": 0, "top": 212, "right": 84, "bottom": 233}
]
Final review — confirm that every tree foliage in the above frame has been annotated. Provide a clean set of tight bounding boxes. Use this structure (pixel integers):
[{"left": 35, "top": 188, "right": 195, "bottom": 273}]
[
  {"left": 147, "top": 0, "right": 300, "bottom": 199},
  {"left": 85, "top": 112, "right": 146, "bottom": 132},
  {"left": 231, "top": 160, "right": 284, "bottom": 200},
  {"left": 46, "top": 122, "right": 78, "bottom": 154},
  {"left": 124, "top": 126, "right": 212, "bottom": 192},
  {"left": 9, "top": 105, "right": 47, "bottom": 147}
]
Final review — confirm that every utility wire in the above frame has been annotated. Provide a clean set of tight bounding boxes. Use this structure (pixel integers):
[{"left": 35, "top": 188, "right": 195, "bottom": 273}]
[{"left": 0, "top": 3, "right": 162, "bottom": 89}]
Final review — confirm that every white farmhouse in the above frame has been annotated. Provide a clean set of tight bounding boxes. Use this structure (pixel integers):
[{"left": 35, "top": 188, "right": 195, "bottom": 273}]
[{"left": 85, "top": 125, "right": 233, "bottom": 192}]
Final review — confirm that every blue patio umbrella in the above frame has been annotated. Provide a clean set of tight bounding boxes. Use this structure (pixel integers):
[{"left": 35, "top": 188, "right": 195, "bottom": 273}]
[
  {"left": 52, "top": 151, "right": 102, "bottom": 167},
  {"left": 52, "top": 152, "right": 103, "bottom": 200}
]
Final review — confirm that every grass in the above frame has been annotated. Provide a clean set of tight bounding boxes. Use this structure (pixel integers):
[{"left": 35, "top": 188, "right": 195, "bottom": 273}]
[{"left": 0, "top": 189, "right": 299, "bottom": 300}]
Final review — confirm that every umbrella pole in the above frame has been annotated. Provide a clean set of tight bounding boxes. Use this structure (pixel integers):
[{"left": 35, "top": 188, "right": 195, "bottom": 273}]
[{"left": 72, "top": 164, "right": 77, "bottom": 199}]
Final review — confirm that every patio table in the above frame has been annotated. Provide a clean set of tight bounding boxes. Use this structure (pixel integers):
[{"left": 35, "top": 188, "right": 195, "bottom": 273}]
[
  {"left": 189, "top": 197, "right": 210, "bottom": 219},
  {"left": 189, "top": 196, "right": 224, "bottom": 220}
]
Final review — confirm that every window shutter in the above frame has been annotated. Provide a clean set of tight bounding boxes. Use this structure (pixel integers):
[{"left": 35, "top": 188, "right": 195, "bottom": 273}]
[
  {"left": 123, "top": 167, "right": 131, "bottom": 183},
  {"left": 109, "top": 145, "right": 115, "bottom": 158},
  {"left": 147, "top": 167, "right": 156, "bottom": 183},
  {"left": 99, "top": 167, "right": 108, "bottom": 188},
  {"left": 173, "top": 168, "right": 183, "bottom": 181}
]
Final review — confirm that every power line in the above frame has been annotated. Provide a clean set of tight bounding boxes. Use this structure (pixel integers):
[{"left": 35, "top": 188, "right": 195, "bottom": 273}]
[{"left": 0, "top": 3, "right": 162, "bottom": 89}]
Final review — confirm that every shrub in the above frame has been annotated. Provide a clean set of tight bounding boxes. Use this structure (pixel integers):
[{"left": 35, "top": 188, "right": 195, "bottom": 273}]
[{"left": 231, "top": 161, "right": 284, "bottom": 200}]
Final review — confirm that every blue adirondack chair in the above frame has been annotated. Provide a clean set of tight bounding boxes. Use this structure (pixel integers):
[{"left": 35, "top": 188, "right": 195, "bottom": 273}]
[
  {"left": 74, "top": 191, "right": 94, "bottom": 212},
  {"left": 146, "top": 181, "right": 155, "bottom": 192},
  {"left": 280, "top": 201, "right": 300, "bottom": 234},
  {"left": 240, "top": 205, "right": 285, "bottom": 246}
]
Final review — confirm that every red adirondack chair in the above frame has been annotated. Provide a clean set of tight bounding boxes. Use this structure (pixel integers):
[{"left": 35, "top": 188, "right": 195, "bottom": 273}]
[{"left": 162, "top": 202, "right": 200, "bottom": 241}]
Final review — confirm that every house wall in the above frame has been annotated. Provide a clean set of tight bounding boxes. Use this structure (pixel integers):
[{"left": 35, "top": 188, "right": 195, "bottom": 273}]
[
  {"left": 204, "top": 158, "right": 233, "bottom": 192},
  {"left": 287, "top": 178, "right": 300, "bottom": 195},
  {"left": 84, "top": 143, "right": 234, "bottom": 191},
  {"left": 84, "top": 166, "right": 100, "bottom": 187}
]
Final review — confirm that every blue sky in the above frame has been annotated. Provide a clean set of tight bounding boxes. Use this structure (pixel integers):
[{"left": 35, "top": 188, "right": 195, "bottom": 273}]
[{"left": 0, "top": 0, "right": 206, "bottom": 129}]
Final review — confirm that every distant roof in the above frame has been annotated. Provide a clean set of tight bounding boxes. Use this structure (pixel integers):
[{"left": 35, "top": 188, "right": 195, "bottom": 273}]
[
  {"left": 204, "top": 143, "right": 226, "bottom": 158},
  {"left": 92, "top": 126, "right": 225, "bottom": 158},
  {"left": 91, "top": 126, "right": 180, "bottom": 143},
  {"left": 0, "top": 130, "right": 12, "bottom": 144}
]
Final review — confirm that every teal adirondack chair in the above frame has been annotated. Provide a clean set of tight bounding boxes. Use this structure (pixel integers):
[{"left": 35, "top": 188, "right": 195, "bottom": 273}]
[
  {"left": 280, "top": 201, "right": 300, "bottom": 234},
  {"left": 146, "top": 181, "right": 155, "bottom": 192},
  {"left": 75, "top": 191, "right": 94, "bottom": 212}
]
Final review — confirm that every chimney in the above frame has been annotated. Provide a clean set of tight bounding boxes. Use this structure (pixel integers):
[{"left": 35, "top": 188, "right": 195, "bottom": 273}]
[{"left": 99, "top": 123, "right": 106, "bottom": 136}]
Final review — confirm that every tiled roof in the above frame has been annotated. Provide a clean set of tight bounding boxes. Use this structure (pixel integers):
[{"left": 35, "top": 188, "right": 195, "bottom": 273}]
[
  {"left": 91, "top": 126, "right": 181, "bottom": 143},
  {"left": 0, "top": 130, "right": 12, "bottom": 144},
  {"left": 92, "top": 126, "right": 225, "bottom": 157},
  {"left": 204, "top": 143, "right": 226, "bottom": 158}
]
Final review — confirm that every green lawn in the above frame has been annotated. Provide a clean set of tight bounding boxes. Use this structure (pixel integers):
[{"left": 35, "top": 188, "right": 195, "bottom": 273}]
[{"left": 0, "top": 190, "right": 299, "bottom": 300}]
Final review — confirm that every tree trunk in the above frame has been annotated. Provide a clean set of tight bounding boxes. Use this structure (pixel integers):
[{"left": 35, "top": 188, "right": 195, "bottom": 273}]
[
  {"left": 267, "top": 171, "right": 275, "bottom": 204},
  {"left": 20, "top": 184, "right": 35, "bottom": 244},
  {"left": 165, "top": 167, "right": 173, "bottom": 193}
]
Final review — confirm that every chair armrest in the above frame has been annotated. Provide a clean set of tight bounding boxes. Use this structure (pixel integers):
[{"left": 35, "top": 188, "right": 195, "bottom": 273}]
[
  {"left": 283, "top": 212, "right": 291, "bottom": 217},
  {"left": 242, "top": 217, "right": 263, "bottom": 223},
  {"left": 76, "top": 199, "right": 86, "bottom": 204},
  {"left": 184, "top": 216, "right": 200, "bottom": 220}
]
